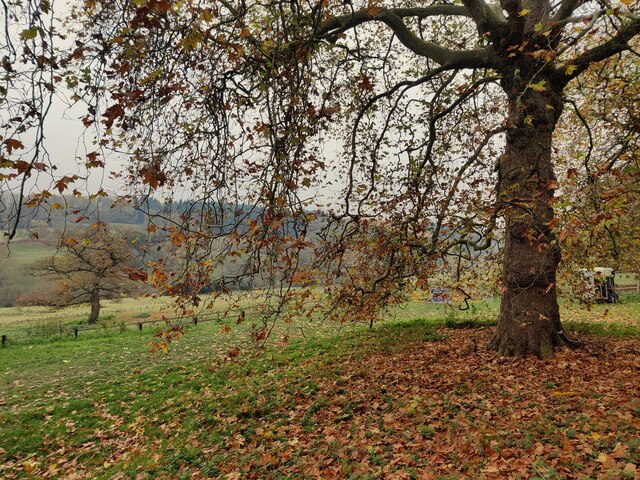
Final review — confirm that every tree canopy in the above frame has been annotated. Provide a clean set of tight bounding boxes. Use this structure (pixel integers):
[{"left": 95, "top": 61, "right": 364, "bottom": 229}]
[{"left": 1, "top": 0, "right": 639, "bottom": 357}]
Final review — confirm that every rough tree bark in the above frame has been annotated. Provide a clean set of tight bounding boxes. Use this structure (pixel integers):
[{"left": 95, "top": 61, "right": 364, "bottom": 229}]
[
  {"left": 88, "top": 288, "right": 101, "bottom": 325},
  {"left": 489, "top": 71, "right": 574, "bottom": 358}
]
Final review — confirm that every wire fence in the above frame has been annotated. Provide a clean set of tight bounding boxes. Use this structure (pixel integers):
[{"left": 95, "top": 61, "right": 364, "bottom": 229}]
[
  {"left": 1, "top": 305, "right": 261, "bottom": 348},
  {"left": 2, "top": 287, "right": 638, "bottom": 348}
]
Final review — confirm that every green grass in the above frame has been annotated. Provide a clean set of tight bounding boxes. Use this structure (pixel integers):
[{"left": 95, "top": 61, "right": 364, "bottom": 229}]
[
  {"left": 0, "top": 316, "right": 441, "bottom": 477},
  {"left": 1, "top": 294, "right": 640, "bottom": 478},
  {"left": 1, "top": 241, "right": 56, "bottom": 266},
  {"left": 2, "top": 288, "right": 639, "bottom": 343}
]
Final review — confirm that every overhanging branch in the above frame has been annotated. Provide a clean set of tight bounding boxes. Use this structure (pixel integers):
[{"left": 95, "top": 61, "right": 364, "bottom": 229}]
[{"left": 318, "top": 6, "right": 498, "bottom": 69}]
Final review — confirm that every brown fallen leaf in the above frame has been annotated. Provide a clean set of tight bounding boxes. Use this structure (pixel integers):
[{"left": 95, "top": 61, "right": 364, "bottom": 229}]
[{"left": 611, "top": 442, "right": 628, "bottom": 459}]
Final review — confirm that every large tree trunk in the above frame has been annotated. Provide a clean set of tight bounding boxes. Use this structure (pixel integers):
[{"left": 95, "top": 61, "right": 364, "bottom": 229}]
[
  {"left": 88, "top": 288, "right": 100, "bottom": 325},
  {"left": 488, "top": 78, "right": 574, "bottom": 359}
]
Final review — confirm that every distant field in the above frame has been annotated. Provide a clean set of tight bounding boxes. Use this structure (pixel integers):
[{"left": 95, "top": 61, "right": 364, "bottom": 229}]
[
  {"left": 617, "top": 273, "right": 639, "bottom": 285},
  {"left": 0, "top": 241, "right": 57, "bottom": 266},
  {"left": 0, "top": 241, "right": 57, "bottom": 308},
  {"left": 0, "top": 296, "right": 176, "bottom": 337}
]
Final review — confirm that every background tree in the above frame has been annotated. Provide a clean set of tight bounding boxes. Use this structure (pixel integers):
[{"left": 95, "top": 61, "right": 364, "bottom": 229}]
[
  {"left": 2, "top": 0, "right": 639, "bottom": 357},
  {"left": 29, "top": 224, "right": 139, "bottom": 324}
]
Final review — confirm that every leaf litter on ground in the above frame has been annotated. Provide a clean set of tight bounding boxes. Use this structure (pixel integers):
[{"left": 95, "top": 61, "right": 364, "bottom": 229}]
[{"left": 0, "top": 320, "right": 639, "bottom": 479}]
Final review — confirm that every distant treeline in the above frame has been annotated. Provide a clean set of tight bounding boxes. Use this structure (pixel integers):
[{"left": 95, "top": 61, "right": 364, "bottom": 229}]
[{"left": 0, "top": 192, "right": 271, "bottom": 236}]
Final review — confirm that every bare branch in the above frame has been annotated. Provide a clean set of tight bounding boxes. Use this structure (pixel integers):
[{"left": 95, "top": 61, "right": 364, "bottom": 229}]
[{"left": 318, "top": 5, "right": 472, "bottom": 36}]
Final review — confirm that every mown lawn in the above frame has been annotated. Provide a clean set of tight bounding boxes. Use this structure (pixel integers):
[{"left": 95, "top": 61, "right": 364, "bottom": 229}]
[{"left": 0, "top": 296, "right": 639, "bottom": 479}]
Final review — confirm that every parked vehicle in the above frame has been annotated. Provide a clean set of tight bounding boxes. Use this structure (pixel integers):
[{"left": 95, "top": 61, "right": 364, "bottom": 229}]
[{"left": 580, "top": 267, "right": 619, "bottom": 303}]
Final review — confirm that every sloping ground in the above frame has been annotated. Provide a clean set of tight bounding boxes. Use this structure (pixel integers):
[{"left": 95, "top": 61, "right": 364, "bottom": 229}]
[
  {"left": 272, "top": 329, "right": 640, "bottom": 479},
  {"left": 1, "top": 324, "right": 639, "bottom": 479}
]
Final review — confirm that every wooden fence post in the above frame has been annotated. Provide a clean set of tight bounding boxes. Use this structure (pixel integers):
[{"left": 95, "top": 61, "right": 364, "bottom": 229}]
[
  {"left": 1, "top": 335, "right": 6, "bottom": 348},
  {"left": 74, "top": 327, "right": 78, "bottom": 339},
  {"left": 138, "top": 322, "right": 142, "bottom": 331},
  {"left": 193, "top": 317, "right": 198, "bottom": 325}
]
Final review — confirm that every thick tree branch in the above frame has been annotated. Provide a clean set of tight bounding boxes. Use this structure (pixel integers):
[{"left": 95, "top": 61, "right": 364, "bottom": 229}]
[
  {"left": 552, "top": 0, "right": 584, "bottom": 22},
  {"left": 565, "top": 18, "right": 640, "bottom": 81},
  {"left": 554, "top": 9, "right": 607, "bottom": 27},
  {"left": 461, "top": 0, "right": 508, "bottom": 34},
  {"left": 499, "top": 0, "right": 522, "bottom": 19},
  {"left": 318, "top": 5, "right": 472, "bottom": 35},
  {"left": 318, "top": 7, "right": 497, "bottom": 69}
]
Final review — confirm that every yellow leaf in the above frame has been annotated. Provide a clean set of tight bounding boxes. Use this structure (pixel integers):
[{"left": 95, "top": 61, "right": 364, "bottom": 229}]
[
  {"left": 200, "top": 10, "right": 214, "bottom": 22},
  {"left": 21, "top": 28, "right": 39, "bottom": 40},
  {"left": 565, "top": 64, "right": 577, "bottom": 75},
  {"left": 590, "top": 432, "right": 602, "bottom": 440},
  {"left": 529, "top": 80, "right": 547, "bottom": 92},
  {"left": 23, "top": 461, "right": 38, "bottom": 474},
  {"left": 180, "top": 30, "right": 202, "bottom": 51},
  {"left": 140, "top": 68, "right": 164, "bottom": 85},
  {"left": 524, "top": 115, "right": 533, "bottom": 125},
  {"left": 621, "top": 0, "right": 632, "bottom": 5},
  {"left": 519, "top": 8, "right": 530, "bottom": 16}
]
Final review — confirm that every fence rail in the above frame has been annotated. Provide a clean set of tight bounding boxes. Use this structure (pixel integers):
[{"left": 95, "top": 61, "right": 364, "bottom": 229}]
[
  {"left": 617, "top": 283, "right": 640, "bottom": 294},
  {"left": 1, "top": 305, "right": 260, "bottom": 348}
]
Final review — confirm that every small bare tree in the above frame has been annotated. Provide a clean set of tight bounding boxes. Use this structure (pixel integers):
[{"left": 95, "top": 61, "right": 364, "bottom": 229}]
[{"left": 31, "top": 224, "right": 139, "bottom": 324}]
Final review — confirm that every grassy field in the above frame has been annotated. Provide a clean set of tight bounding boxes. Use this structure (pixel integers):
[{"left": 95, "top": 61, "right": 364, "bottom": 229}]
[
  {"left": 617, "top": 273, "right": 639, "bottom": 287},
  {"left": 1, "top": 294, "right": 639, "bottom": 478},
  {"left": 2, "top": 288, "right": 639, "bottom": 339},
  {"left": 0, "top": 240, "right": 58, "bottom": 308},
  {"left": 1, "top": 242, "right": 56, "bottom": 266},
  {"left": 0, "top": 296, "right": 178, "bottom": 338},
  {"left": 0, "top": 291, "right": 274, "bottom": 339}
]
